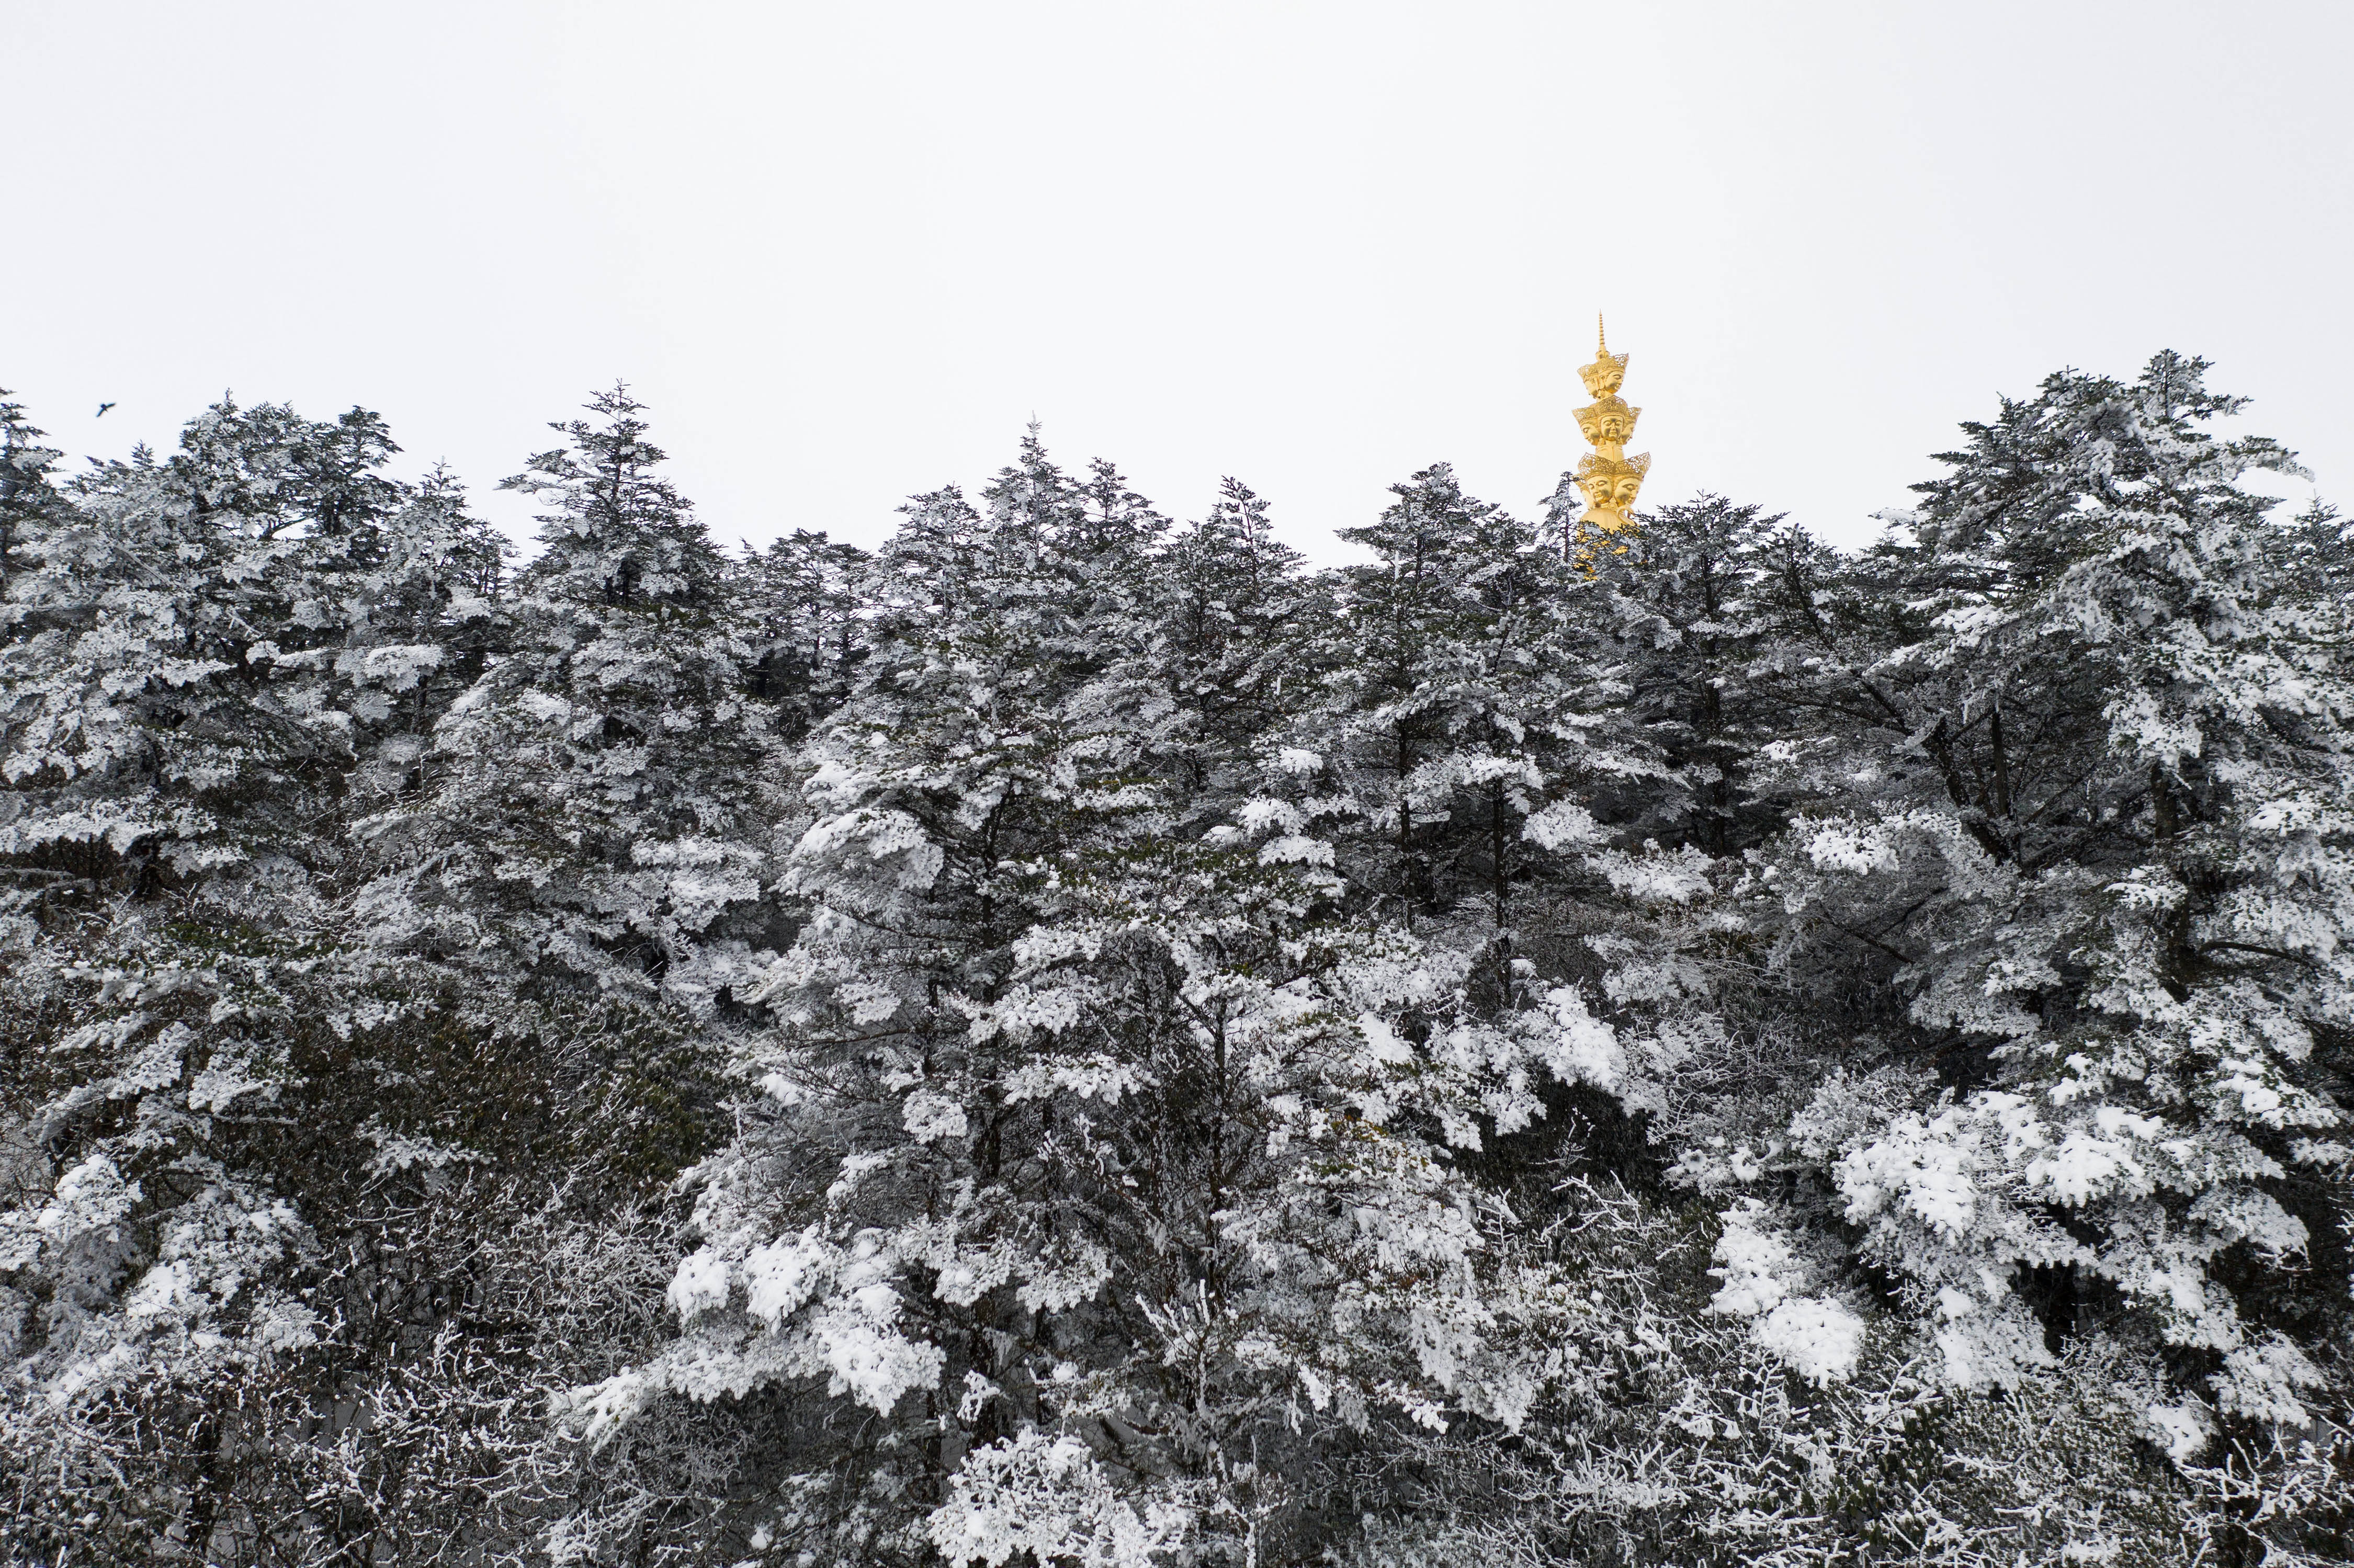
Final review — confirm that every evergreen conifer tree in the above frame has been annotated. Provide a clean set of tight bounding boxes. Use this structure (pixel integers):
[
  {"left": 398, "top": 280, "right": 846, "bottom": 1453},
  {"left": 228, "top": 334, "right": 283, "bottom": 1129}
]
[
  {"left": 1727, "top": 355, "right": 2352, "bottom": 1435},
  {"left": 357, "top": 385, "right": 779, "bottom": 1014}
]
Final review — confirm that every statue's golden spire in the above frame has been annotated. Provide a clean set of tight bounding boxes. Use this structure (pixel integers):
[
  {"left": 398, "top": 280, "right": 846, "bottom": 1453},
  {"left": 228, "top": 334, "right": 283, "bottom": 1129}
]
[{"left": 1571, "top": 314, "right": 1649, "bottom": 545}]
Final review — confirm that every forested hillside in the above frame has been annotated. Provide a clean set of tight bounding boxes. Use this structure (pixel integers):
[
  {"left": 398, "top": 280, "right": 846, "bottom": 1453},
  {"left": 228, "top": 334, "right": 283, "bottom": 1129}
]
[{"left": 3, "top": 356, "right": 2350, "bottom": 1565}]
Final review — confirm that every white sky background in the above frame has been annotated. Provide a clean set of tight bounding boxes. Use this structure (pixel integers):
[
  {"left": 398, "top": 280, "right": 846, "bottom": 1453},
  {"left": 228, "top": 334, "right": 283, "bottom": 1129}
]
[{"left": 7, "top": 1, "right": 2349, "bottom": 561}]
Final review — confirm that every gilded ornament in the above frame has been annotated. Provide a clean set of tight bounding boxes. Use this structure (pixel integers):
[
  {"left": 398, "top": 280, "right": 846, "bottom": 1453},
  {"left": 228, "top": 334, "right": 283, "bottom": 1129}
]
[{"left": 1571, "top": 315, "right": 1649, "bottom": 541}]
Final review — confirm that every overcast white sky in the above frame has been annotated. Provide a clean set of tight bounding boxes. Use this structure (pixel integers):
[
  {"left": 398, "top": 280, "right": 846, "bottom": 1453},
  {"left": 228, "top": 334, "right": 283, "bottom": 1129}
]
[{"left": 7, "top": 2, "right": 2349, "bottom": 561}]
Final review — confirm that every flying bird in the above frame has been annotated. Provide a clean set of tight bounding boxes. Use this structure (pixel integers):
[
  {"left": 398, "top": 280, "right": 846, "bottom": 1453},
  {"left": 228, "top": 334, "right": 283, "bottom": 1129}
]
[{"left": 96, "top": 402, "right": 115, "bottom": 417}]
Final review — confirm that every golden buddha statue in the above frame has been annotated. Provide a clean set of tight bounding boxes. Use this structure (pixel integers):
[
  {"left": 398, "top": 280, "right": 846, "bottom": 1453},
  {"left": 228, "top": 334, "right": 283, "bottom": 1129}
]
[{"left": 1571, "top": 316, "right": 1649, "bottom": 542}]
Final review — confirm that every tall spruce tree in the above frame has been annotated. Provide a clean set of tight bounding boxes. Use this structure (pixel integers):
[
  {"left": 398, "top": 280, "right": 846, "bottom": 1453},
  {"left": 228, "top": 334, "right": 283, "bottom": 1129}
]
[
  {"left": 1719, "top": 355, "right": 2353, "bottom": 1440},
  {"left": 0, "top": 395, "right": 557, "bottom": 1562},
  {"left": 358, "top": 385, "right": 779, "bottom": 1016},
  {"left": 1309, "top": 463, "right": 1651, "bottom": 963},
  {"left": 1138, "top": 476, "right": 1315, "bottom": 803}
]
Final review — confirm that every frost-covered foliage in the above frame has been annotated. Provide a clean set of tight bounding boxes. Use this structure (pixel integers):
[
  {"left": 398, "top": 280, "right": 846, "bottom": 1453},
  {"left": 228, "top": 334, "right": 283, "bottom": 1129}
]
[{"left": 4, "top": 356, "right": 2349, "bottom": 1564}]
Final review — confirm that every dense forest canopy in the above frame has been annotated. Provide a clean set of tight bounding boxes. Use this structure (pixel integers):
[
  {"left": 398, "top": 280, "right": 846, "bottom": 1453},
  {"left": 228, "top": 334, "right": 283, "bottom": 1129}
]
[{"left": 2, "top": 356, "right": 2350, "bottom": 1565}]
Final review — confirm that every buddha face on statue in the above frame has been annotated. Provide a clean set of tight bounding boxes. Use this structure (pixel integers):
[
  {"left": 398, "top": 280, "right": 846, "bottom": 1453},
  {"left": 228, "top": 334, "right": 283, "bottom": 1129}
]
[
  {"left": 1577, "top": 474, "right": 1626, "bottom": 525},
  {"left": 1576, "top": 396, "right": 1640, "bottom": 449}
]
